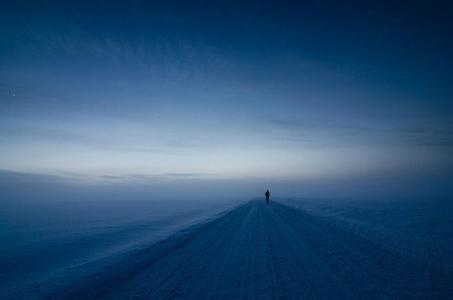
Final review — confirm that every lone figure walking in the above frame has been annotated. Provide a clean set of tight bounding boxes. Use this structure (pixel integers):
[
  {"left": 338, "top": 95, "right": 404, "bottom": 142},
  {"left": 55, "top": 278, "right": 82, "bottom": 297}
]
[{"left": 265, "top": 189, "right": 270, "bottom": 205}]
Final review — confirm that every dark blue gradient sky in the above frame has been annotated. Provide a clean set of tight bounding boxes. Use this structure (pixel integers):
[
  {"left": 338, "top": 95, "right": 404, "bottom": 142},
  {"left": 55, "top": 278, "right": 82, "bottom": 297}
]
[{"left": 1, "top": 1, "right": 453, "bottom": 197}]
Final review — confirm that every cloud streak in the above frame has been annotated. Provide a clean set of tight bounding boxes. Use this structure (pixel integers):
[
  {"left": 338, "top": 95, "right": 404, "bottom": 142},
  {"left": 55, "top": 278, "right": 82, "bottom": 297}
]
[
  {"left": 0, "top": 169, "right": 218, "bottom": 186},
  {"left": 267, "top": 119, "right": 453, "bottom": 148}
]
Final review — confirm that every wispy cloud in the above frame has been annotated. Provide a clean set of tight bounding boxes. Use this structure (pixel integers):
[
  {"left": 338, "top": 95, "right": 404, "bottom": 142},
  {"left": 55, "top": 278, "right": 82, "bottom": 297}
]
[
  {"left": 0, "top": 169, "right": 217, "bottom": 185},
  {"left": 102, "top": 172, "right": 216, "bottom": 182},
  {"left": 0, "top": 169, "right": 73, "bottom": 184},
  {"left": 163, "top": 172, "right": 216, "bottom": 178},
  {"left": 0, "top": 125, "right": 198, "bottom": 154},
  {"left": 267, "top": 119, "right": 453, "bottom": 148}
]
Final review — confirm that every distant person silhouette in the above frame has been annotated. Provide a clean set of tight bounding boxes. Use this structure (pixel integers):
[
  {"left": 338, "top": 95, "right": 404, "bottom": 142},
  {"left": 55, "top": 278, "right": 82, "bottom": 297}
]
[{"left": 265, "top": 189, "right": 270, "bottom": 204}]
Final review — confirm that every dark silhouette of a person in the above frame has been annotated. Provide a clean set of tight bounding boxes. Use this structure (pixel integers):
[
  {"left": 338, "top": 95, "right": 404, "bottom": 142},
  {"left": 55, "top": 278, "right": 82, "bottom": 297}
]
[{"left": 265, "top": 189, "right": 270, "bottom": 204}]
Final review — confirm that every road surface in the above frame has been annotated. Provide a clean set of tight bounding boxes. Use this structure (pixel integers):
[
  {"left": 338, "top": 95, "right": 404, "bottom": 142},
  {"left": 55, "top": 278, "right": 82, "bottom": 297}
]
[{"left": 53, "top": 200, "right": 452, "bottom": 299}]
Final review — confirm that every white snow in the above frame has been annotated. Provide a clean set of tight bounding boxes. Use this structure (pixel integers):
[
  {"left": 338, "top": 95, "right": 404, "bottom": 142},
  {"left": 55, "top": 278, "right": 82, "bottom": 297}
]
[
  {"left": 0, "top": 198, "right": 243, "bottom": 298},
  {"left": 1, "top": 198, "right": 452, "bottom": 299},
  {"left": 280, "top": 197, "right": 453, "bottom": 272}
]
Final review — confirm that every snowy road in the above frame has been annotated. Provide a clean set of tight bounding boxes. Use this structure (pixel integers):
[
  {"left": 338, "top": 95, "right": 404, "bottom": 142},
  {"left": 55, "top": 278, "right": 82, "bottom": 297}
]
[{"left": 54, "top": 200, "right": 452, "bottom": 299}]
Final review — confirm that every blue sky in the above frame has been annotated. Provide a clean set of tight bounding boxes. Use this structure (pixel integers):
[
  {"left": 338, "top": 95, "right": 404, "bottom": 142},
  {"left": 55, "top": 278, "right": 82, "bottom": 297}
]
[{"left": 1, "top": 1, "right": 453, "bottom": 197}]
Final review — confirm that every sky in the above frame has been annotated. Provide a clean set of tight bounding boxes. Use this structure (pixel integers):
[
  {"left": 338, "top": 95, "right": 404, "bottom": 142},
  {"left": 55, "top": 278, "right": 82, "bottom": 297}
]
[{"left": 1, "top": 1, "right": 453, "bottom": 198}]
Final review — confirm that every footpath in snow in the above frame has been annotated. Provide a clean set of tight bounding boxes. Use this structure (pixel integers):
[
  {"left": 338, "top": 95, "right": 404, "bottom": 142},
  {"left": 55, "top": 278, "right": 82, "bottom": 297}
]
[{"left": 50, "top": 200, "right": 452, "bottom": 299}]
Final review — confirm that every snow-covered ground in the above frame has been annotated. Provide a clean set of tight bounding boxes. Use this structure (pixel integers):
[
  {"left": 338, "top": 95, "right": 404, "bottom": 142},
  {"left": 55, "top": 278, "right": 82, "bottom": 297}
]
[
  {"left": 280, "top": 197, "right": 453, "bottom": 272},
  {"left": 1, "top": 197, "right": 452, "bottom": 299},
  {"left": 0, "top": 197, "right": 243, "bottom": 298}
]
